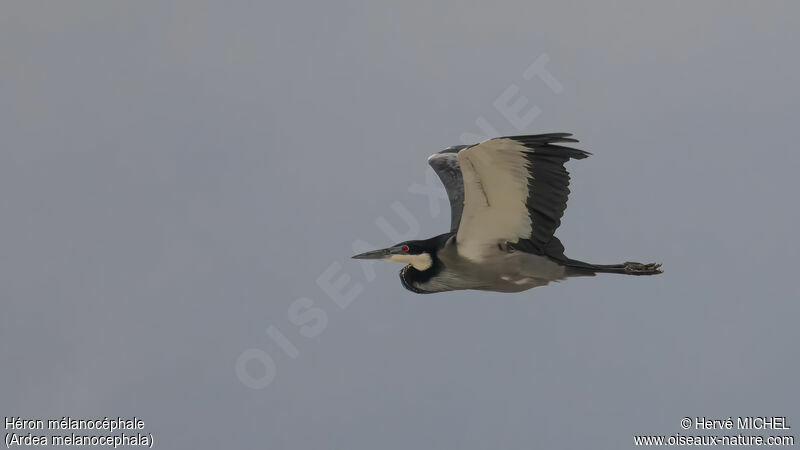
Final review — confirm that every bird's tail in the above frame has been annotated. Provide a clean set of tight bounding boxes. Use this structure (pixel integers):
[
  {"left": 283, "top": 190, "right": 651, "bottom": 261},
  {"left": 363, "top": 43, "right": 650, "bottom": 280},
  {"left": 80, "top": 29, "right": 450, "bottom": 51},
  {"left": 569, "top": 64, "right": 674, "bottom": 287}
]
[{"left": 563, "top": 259, "right": 663, "bottom": 276}]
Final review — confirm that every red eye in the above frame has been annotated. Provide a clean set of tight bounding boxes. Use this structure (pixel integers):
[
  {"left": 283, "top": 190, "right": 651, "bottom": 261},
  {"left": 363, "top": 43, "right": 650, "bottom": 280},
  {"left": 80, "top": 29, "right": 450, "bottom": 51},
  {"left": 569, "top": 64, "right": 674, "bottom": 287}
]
[{"left": 401, "top": 245, "right": 409, "bottom": 252}]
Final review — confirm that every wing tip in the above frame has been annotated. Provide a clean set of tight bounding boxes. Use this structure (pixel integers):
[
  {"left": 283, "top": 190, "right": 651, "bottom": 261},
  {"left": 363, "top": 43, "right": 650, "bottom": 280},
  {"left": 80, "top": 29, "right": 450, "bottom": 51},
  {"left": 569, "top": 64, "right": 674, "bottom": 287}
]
[
  {"left": 438, "top": 133, "right": 591, "bottom": 161},
  {"left": 502, "top": 134, "right": 591, "bottom": 160},
  {"left": 500, "top": 132, "right": 579, "bottom": 142}
]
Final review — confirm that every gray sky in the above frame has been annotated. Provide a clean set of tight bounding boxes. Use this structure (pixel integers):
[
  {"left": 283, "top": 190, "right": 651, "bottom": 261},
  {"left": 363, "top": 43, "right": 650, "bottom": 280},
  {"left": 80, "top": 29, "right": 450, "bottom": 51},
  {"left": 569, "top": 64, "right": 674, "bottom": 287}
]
[{"left": 2, "top": 1, "right": 799, "bottom": 449}]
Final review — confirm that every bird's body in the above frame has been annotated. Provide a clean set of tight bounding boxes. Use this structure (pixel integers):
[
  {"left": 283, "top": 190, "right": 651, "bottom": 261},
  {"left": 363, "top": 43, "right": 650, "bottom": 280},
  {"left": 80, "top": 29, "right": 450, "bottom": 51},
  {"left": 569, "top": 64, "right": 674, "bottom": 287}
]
[
  {"left": 354, "top": 133, "right": 662, "bottom": 294},
  {"left": 399, "top": 233, "right": 568, "bottom": 293}
]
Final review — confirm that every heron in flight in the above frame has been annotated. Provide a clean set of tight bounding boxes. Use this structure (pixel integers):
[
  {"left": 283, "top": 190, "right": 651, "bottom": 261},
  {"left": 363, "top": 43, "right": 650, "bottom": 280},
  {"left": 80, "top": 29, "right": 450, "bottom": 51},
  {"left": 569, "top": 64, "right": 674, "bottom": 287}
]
[{"left": 353, "top": 134, "right": 662, "bottom": 294}]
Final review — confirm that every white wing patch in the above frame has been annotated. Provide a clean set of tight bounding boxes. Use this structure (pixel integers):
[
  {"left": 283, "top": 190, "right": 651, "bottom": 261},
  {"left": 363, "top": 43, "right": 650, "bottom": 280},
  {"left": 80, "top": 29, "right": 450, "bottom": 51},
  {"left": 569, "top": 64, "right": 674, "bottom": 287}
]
[{"left": 456, "top": 138, "right": 533, "bottom": 261}]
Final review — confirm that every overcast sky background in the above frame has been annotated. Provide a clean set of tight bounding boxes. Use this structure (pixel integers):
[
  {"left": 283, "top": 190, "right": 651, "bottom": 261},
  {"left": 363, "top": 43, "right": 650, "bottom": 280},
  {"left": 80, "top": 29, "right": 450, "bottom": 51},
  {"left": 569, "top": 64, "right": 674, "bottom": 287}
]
[{"left": 2, "top": 2, "right": 799, "bottom": 449}]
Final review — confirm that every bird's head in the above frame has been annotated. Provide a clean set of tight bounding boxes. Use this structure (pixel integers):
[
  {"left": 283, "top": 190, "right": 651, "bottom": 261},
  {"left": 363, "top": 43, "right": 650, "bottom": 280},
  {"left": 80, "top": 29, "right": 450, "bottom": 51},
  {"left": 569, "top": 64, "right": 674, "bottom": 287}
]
[{"left": 352, "top": 240, "right": 433, "bottom": 271}]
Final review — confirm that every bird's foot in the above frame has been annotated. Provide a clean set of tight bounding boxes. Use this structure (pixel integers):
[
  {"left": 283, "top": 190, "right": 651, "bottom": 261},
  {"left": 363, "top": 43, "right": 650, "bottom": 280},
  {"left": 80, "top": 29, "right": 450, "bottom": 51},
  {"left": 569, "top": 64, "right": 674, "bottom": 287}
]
[
  {"left": 623, "top": 262, "right": 663, "bottom": 275},
  {"left": 500, "top": 241, "right": 517, "bottom": 253}
]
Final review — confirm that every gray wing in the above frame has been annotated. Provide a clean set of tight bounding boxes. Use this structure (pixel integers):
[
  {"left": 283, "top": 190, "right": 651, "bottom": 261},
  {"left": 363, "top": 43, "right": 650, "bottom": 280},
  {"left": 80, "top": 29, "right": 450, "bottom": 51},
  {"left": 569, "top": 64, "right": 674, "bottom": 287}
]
[
  {"left": 455, "top": 134, "right": 590, "bottom": 262},
  {"left": 427, "top": 145, "right": 469, "bottom": 232}
]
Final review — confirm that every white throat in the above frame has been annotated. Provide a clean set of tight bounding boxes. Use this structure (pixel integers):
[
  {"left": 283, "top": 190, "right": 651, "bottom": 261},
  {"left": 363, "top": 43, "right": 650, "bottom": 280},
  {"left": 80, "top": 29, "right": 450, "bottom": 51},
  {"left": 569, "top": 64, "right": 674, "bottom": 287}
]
[{"left": 384, "top": 253, "right": 432, "bottom": 271}]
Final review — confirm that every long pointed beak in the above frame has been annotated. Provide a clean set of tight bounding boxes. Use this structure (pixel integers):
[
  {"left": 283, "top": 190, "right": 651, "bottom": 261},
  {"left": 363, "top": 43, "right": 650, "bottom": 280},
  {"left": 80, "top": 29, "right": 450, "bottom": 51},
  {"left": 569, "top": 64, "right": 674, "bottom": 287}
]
[{"left": 352, "top": 247, "right": 392, "bottom": 260}]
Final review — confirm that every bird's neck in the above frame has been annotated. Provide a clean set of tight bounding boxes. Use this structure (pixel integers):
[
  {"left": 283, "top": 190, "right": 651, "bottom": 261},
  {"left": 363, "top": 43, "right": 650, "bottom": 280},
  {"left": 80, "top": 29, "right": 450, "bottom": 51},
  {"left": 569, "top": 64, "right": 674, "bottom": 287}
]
[
  {"left": 386, "top": 252, "right": 432, "bottom": 271},
  {"left": 398, "top": 233, "right": 452, "bottom": 294},
  {"left": 399, "top": 265, "right": 429, "bottom": 294},
  {"left": 400, "top": 266, "right": 426, "bottom": 294},
  {"left": 399, "top": 254, "right": 440, "bottom": 294}
]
